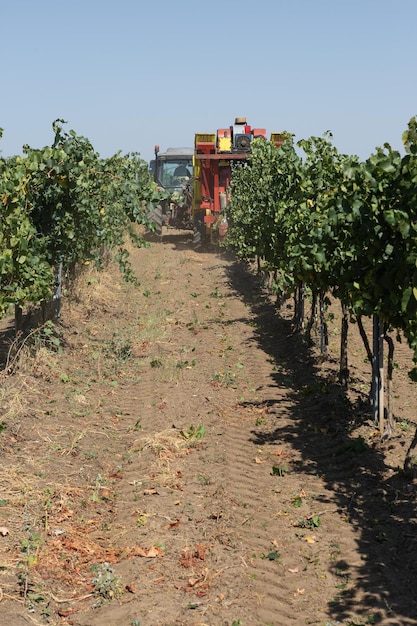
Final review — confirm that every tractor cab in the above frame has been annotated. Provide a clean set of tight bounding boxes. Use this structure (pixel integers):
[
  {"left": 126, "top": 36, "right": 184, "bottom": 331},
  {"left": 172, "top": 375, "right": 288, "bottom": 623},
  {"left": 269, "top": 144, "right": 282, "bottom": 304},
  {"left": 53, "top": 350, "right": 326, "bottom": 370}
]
[{"left": 150, "top": 146, "right": 194, "bottom": 194}]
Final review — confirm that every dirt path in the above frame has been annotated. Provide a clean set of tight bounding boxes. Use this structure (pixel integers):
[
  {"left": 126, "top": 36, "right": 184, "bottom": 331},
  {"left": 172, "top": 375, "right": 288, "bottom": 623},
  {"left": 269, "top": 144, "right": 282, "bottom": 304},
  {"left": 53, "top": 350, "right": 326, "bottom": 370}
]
[{"left": 1, "top": 229, "right": 417, "bottom": 625}]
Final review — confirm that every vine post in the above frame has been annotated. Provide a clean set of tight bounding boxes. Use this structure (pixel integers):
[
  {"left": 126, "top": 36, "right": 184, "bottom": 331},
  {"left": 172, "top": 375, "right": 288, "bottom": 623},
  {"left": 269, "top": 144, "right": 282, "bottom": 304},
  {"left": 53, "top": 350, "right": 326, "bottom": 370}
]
[{"left": 372, "top": 315, "right": 385, "bottom": 432}]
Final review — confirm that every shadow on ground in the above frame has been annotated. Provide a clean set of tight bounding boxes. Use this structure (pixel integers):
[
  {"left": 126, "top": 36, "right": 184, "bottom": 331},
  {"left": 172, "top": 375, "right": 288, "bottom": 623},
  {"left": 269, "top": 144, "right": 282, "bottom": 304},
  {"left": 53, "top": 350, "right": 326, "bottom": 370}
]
[{"left": 225, "top": 258, "right": 417, "bottom": 625}]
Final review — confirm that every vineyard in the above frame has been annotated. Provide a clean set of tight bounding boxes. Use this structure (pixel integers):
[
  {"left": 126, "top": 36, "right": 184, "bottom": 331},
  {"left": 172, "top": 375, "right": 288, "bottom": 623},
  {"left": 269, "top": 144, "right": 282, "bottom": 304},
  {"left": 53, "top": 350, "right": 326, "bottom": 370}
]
[{"left": 1, "top": 120, "right": 417, "bottom": 625}]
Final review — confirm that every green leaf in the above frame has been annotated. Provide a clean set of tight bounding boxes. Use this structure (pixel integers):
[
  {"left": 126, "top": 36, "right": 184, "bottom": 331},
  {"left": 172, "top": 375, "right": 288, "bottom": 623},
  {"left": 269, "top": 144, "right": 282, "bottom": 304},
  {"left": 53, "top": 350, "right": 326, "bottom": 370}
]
[
  {"left": 311, "top": 514, "right": 321, "bottom": 527},
  {"left": 401, "top": 287, "right": 412, "bottom": 312},
  {"left": 272, "top": 465, "right": 287, "bottom": 477}
]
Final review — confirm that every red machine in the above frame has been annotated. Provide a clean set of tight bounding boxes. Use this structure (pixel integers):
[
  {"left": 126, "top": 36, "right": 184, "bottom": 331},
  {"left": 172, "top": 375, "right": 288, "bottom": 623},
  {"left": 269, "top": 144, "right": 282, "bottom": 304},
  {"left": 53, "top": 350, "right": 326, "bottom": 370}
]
[{"left": 192, "top": 117, "right": 284, "bottom": 245}]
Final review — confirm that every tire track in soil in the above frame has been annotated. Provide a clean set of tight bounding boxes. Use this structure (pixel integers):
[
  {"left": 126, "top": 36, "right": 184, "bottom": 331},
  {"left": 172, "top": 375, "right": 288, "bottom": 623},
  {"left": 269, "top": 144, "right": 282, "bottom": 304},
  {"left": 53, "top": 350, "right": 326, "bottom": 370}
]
[
  {"left": 83, "top": 244, "right": 340, "bottom": 624},
  {"left": 71, "top": 237, "right": 417, "bottom": 625},
  {"left": 208, "top": 308, "right": 312, "bottom": 625},
  {"left": 79, "top": 242, "right": 310, "bottom": 625}
]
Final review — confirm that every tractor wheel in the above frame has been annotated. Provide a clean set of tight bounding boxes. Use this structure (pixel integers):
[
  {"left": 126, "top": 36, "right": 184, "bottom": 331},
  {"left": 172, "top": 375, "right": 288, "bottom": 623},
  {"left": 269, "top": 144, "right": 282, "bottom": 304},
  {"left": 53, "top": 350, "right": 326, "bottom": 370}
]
[
  {"left": 193, "top": 214, "right": 207, "bottom": 248},
  {"left": 147, "top": 204, "right": 164, "bottom": 238}
]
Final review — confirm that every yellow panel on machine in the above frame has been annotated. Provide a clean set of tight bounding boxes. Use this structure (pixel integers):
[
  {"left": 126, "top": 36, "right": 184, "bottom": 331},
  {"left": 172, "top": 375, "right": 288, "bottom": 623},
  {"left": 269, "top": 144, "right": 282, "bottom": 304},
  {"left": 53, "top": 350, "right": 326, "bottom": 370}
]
[
  {"left": 195, "top": 133, "right": 216, "bottom": 153},
  {"left": 192, "top": 156, "right": 202, "bottom": 204},
  {"left": 270, "top": 132, "right": 285, "bottom": 146},
  {"left": 217, "top": 128, "right": 232, "bottom": 152}
]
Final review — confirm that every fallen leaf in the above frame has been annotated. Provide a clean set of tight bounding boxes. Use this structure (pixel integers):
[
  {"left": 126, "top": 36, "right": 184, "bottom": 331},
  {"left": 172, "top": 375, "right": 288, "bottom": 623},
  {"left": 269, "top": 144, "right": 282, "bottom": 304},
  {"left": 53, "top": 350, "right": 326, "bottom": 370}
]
[
  {"left": 101, "top": 488, "right": 112, "bottom": 500},
  {"left": 179, "top": 552, "right": 193, "bottom": 568},
  {"left": 143, "top": 488, "right": 158, "bottom": 496},
  {"left": 146, "top": 546, "right": 164, "bottom": 557},
  {"left": 125, "top": 584, "right": 136, "bottom": 593},
  {"left": 109, "top": 472, "right": 124, "bottom": 479},
  {"left": 131, "top": 545, "right": 163, "bottom": 558},
  {"left": 195, "top": 544, "right": 207, "bottom": 560},
  {"left": 255, "top": 457, "right": 265, "bottom": 464},
  {"left": 288, "top": 567, "right": 299, "bottom": 574},
  {"left": 169, "top": 520, "right": 180, "bottom": 529},
  {"left": 57, "top": 608, "right": 79, "bottom": 617},
  {"left": 305, "top": 535, "right": 316, "bottom": 544},
  {"left": 295, "top": 587, "right": 305, "bottom": 596},
  {"left": 0, "top": 527, "right": 10, "bottom": 536}
]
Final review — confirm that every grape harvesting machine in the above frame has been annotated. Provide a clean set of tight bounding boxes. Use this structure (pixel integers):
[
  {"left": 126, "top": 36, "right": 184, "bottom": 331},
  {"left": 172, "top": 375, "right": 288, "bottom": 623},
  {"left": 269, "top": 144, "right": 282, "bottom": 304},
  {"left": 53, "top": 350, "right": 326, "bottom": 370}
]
[{"left": 149, "top": 117, "right": 284, "bottom": 246}]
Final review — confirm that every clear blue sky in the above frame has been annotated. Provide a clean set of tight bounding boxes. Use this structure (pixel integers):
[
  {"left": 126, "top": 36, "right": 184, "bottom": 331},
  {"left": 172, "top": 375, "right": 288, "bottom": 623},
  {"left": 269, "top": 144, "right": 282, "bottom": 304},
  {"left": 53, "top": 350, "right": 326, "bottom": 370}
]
[{"left": 1, "top": 0, "right": 416, "bottom": 164}]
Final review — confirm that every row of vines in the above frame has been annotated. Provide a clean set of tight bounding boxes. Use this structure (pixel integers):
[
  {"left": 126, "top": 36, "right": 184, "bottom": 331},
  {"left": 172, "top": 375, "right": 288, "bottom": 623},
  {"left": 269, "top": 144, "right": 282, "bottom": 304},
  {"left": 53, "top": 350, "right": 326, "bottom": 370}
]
[
  {"left": 225, "top": 117, "right": 417, "bottom": 475},
  {"left": 0, "top": 119, "right": 163, "bottom": 326}
]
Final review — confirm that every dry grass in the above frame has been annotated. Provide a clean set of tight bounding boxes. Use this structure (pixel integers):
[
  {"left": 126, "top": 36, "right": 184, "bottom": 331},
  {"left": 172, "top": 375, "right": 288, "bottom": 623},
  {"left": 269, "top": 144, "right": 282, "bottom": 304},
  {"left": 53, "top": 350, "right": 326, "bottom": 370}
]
[
  {"left": 0, "top": 382, "right": 27, "bottom": 423},
  {"left": 139, "top": 427, "right": 191, "bottom": 457},
  {"left": 64, "top": 262, "right": 121, "bottom": 313}
]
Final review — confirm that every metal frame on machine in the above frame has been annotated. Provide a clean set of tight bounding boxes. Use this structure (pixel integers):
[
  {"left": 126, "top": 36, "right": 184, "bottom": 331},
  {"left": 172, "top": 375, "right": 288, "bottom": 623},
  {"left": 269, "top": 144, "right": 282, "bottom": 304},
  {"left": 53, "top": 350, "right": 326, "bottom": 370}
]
[{"left": 192, "top": 119, "right": 284, "bottom": 242}]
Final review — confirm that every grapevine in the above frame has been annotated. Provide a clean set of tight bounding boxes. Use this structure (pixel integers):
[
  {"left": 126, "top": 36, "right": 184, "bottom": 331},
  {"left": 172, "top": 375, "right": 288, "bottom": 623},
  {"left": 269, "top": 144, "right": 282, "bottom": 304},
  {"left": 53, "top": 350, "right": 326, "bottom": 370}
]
[
  {"left": 0, "top": 120, "right": 164, "bottom": 324},
  {"left": 225, "top": 117, "right": 417, "bottom": 475}
]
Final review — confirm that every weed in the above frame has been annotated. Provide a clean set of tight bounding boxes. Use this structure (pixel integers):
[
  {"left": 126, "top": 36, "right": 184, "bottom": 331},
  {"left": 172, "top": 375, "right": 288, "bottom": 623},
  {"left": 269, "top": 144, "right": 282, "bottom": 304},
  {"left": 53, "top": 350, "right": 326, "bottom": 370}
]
[
  {"left": 296, "top": 514, "right": 321, "bottom": 529},
  {"left": 399, "top": 419, "right": 410, "bottom": 432},
  {"left": 35, "top": 321, "right": 63, "bottom": 353},
  {"left": 104, "top": 336, "right": 132, "bottom": 362},
  {"left": 175, "top": 359, "right": 196, "bottom": 371},
  {"left": 197, "top": 474, "right": 211, "bottom": 486},
  {"left": 20, "top": 531, "right": 41, "bottom": 567},
  {"left": 260, "top": 550, "right": 281, "bottom": 562},
  {"left": 91, "top": 562, "right": 123, "bottom": 604},
  {"left": 212, "top": 369, "right": 237, "bottom": 388},
  {"left": 271, "top": 465, "right": 288, "bottom": 477},
  {"left": 180, "top": 424, "right": 206, "bottom": 442},
  {"left": 91, "top": 473, "right": 108, "bottom": 503},
  {"left": 336, "top": 436, "right": 367, "bottom": 456},
  {"left": 150, "top": 358, "right": 163, "bottom": 368},
  {"left": 329, "top": 542, "right": 341, "bottom": 561},
  {"left": 303, "top": 550, "right": 320, "bottom": 565}
]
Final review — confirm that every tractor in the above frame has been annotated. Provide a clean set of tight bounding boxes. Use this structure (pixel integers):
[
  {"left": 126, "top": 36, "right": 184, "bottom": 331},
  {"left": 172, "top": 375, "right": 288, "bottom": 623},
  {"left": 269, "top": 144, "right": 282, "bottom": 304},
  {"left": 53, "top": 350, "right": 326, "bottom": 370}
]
[{"left": 149, "top": 146, "right": 194, "bottom": 234}]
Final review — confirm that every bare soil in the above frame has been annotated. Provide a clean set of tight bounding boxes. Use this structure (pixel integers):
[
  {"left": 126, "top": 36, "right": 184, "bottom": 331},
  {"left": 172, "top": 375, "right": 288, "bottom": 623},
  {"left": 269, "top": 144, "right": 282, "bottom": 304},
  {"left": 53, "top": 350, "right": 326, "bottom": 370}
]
[{"left": 1, "top": 228, "right": 417, "bottom": 626}]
